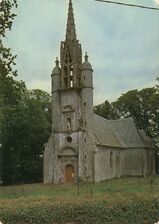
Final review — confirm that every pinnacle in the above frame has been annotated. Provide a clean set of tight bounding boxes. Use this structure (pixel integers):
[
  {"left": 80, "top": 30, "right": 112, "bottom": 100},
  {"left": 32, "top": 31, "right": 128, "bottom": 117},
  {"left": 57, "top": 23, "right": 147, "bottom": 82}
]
[
  {"left": 85, "top": 52, "right": 89, "bottom": 62},
  {"left": 55, "top": 57, "right": 59, "bottom": 67},
  {"left": 66, "top": 0, "right": 77, "bottom": 41}
]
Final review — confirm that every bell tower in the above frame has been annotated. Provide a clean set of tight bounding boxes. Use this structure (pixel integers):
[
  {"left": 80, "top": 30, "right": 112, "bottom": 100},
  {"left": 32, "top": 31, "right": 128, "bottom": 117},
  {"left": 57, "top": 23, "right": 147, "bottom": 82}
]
[
  {"left": 60, "top": 0, "right": 82, "bottom": 89},
  {"left": 44, "top": 0, "right": 95, "bottom": 184}
]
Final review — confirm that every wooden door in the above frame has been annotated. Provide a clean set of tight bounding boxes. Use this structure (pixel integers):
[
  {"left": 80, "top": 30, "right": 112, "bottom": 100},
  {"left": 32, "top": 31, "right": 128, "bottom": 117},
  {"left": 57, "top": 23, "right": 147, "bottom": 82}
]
[{"left": 65, "top": 165, "right": 74, "bottom": 183}]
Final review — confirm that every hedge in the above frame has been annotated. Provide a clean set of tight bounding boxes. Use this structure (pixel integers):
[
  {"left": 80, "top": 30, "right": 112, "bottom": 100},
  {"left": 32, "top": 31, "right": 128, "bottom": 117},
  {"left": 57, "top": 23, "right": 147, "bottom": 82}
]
[{"left": 0, "top": 197, "right": 159, "bottom": 224}]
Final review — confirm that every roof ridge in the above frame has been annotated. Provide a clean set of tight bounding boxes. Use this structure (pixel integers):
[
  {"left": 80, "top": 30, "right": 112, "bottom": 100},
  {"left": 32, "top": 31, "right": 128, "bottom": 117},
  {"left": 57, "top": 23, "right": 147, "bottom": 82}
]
[
  {"left": 93, "top": 113, "right": 133, "bottom": 123},
  {"left": 110, "top": 117, "right": 133, "bottom": 122}
]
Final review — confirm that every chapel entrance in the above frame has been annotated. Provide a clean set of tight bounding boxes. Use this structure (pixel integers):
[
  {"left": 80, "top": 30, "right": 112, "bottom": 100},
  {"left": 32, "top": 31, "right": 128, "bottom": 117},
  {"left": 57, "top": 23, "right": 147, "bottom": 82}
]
[{"left": 65, "top": 165, "right": 75, "bottom": 183}]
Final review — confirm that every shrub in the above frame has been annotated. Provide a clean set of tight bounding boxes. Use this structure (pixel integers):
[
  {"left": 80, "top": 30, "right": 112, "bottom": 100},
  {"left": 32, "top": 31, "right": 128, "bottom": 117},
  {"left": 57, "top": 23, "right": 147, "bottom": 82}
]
[{"left": 0, "top": 197, "right": 159, "bottom": 224}]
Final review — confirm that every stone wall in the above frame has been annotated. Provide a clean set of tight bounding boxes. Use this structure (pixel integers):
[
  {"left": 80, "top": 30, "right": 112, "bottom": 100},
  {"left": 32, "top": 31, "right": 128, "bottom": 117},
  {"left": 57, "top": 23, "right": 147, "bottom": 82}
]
[
  {"left": 94, "top": 146, "right": 155, "bottom": 182},
  {"left": 124, "top": 148, "right": 146, "bottom": 176},
  {"left": 43, "top": 135, "right": 54, "bottom": 184},
  {"left": 94, "top": 146, "right": 125, "bottom": 182}
]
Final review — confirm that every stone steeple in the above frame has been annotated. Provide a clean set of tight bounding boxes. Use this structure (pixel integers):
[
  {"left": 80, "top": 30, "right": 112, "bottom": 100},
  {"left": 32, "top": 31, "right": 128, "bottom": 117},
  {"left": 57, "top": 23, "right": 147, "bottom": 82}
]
[
  {"left": 66, "top": 0, "right": 77, "bottom": 41},
  {"left": 60, "top": 0, "right": 82, "bottom": 89},
  {"left": 44, "top": 0, "right": 95, "bottom": 185}
]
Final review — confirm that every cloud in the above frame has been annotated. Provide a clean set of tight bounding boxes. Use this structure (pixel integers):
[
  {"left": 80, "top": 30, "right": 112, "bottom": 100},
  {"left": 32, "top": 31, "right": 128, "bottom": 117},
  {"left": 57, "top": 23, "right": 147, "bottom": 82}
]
[
  {"left": 27, "top": 79, "right": 51, "bottom": 94},
  {"left": 154, "top": 0, "right": 159, "bottom": 6},
  {"left": 5, "top": 0, "right": 159, "bottom": 105}
]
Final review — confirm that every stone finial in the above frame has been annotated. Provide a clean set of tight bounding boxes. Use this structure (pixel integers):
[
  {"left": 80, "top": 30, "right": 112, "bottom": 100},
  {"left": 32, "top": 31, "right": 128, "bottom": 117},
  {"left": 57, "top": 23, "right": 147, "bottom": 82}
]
[
  {"left": 82, "top": 52, "right": 92, "bottom": 70},
  {"left": 52, "top": 57, "right": 60, "bottom": 75},
  {"left": 66, "top": 0, "right": 77, "bottom": 40},
  {"left": 85, "top": 52, "right": 89, "bottom": 62},
  {"left": 55, "top": 57, "right": 59, "bottom": 67}
]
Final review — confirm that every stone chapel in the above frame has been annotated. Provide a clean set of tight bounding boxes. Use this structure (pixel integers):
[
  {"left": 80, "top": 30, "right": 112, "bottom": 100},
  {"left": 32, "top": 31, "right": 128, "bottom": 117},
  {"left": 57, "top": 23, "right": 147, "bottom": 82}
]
[{"left": 44, "top": 0, "right": 155, "bottom": 184}]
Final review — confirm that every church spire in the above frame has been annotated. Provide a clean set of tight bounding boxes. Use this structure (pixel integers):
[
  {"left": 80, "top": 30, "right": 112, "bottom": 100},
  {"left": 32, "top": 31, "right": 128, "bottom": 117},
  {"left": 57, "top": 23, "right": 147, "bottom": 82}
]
[
  {"left": 60, "top": 0, "right": 82, "bottom": 88},
  {"left": 66, "top": 0, "right": 77, "bottom": 41}
]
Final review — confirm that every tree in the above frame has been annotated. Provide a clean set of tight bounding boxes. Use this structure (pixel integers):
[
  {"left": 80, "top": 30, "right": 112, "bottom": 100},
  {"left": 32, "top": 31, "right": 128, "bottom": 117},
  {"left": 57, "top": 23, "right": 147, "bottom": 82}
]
[
  {"left": 113, "top": 87, "right": 159, "bottom": 143},
  {"left": 0, "top": 0, "right": 18, "bottom": 183},
  {"left": 0, "top": 0, "right": 18, "bottom": 89},
  {"left": 0, "top": 1, "right": 52, "bottom": 184},
  {"left": 0, "top": 0, "right": 19, "bottom": 132},
  {"left": 1, "top": 89, "right": 51, "bottom": 184},
  {"left": 94, "top": 86, "right": 159, "bottom": 146},
  {"left": 0, "top": 0, "right": 17, "bottom": 37},
  {"left": 94, "top": 100, "right": 119, "bottom": 119}
]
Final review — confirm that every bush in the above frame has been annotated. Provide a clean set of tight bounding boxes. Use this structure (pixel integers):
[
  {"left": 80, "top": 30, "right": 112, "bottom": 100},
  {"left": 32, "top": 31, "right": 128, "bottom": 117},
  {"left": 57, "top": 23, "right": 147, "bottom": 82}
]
[{"left": 0, "top": 197, "right": 159, "bottom": 224}]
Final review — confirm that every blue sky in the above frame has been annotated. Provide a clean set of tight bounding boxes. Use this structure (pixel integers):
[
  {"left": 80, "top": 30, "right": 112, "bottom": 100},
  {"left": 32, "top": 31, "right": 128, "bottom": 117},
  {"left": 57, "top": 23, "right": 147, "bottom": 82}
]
[{"left": 5, "top": 0, "right": 159, "bottom": 105}]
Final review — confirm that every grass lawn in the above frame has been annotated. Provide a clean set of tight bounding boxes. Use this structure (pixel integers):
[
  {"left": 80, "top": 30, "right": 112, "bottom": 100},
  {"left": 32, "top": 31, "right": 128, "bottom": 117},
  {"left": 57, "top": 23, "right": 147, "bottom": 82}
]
[
  {"left": 0, "top": 176, "right": 159, "bottom": 202},
  {"left": 0, "top": 177, "right": 159, "bottom": 224}
]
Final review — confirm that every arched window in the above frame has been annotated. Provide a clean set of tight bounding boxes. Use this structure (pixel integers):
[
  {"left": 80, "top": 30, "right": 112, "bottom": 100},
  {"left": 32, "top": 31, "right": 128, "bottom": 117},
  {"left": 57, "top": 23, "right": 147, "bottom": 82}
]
[
  {"left": 63, "top": 66, "right": 68, "bottom": 88},
  {"left": 69, "top": 65, "right": 74, "bottom": 87},
  {"left": 70, "top": 65, "right": 73, "bottom": 72},
  {"left": 70, "top": 76, "right": 73, "bottom": 87},
  {"left": 66, "top": 117, "right": 71, "bottom": 131}
]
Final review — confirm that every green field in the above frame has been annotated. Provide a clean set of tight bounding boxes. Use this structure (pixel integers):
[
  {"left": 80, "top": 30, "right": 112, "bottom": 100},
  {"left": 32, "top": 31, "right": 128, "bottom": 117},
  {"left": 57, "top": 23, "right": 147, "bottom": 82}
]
[
  {"left": 0, "top": 176, "right": 159, "bottom": 201},
  {"left": 0, "top": 177, "right": 159, "bottom": 224}
]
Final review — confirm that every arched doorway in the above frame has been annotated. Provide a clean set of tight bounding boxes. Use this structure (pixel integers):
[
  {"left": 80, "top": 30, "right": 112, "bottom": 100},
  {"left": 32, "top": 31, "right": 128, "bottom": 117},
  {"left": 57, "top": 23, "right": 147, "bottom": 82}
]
[{"left": 65, "top": 165, "right": 75, "bottom": 183}]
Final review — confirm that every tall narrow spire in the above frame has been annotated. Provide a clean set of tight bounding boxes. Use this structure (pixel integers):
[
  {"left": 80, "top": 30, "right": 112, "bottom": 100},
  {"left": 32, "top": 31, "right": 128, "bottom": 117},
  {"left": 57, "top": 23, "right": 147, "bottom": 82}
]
[{"left": 66, "top": 0, "right": 77, "bottom": 41}]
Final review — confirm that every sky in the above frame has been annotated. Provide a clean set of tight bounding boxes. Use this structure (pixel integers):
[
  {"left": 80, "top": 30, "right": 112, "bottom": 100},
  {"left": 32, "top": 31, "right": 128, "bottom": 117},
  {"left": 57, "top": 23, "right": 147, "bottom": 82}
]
[{"left": 5, "top": 0, "right": 159, "bottom": 105}]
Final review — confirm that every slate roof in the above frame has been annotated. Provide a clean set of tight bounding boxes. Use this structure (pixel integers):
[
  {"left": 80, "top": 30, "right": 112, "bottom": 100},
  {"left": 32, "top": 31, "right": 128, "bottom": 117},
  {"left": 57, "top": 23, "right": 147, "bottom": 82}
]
[
  {"left": 94, "top": 114, "right": 123, "bottom": 148},
  {"left": 94, "top": 114, "right": 154, "bottom": 149}
]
